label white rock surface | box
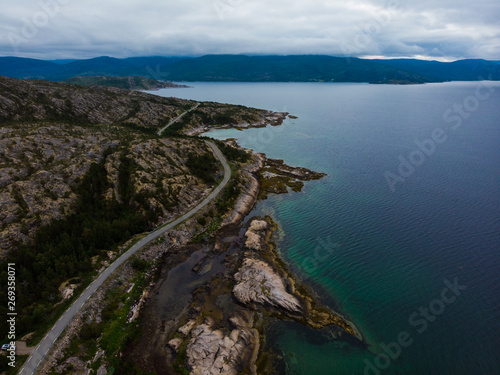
[249,220,268,232]
[244,219,269,251]
[233,258,303,314]
[168,337,184,352]
[186,317,258,375]
[178,319,197,336]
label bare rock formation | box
[222,152,265,226]
[233,258,304,315]
[233,217,362,338]
[186,313,259,375]
[244,219,269,251]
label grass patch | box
[173,338,190,375]
[193,216,222,243]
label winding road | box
[157,102,200,136]
[19,139,231,375]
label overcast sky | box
[1,0,499,61]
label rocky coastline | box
[161,214,362,375]
[128,141,363,375]
[1,75,363,375]
[29,134,362,375]
[185,111,290,136]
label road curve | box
[157,103,200,136]
[19,140,230,375]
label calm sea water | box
[150,82,500,375]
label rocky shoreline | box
[185,111,290,136]
[129,142,363,375]
[31,136,362,375]
[162,214,362,375]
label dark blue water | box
[150,82,500,374]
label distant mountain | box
[154,55,433,83]
[0,55,499,83]
[372,58,500,81]
[0,56,184,80]
[0,57,60,79]
[64,75,189,90]
[48,59,77,65]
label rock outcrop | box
[232,217,362,338]
[244,219,269,251]
[234,258,303,315]
[185,111,289,137]
[257,157,327,200]
[266,158,327,180]
[186,313,259,375]
[222,152,265,226]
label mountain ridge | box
[1,55,499,83]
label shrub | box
[131,258,149,272]
[185,152,217,184]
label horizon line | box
[0,53,496,63]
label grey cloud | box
[0,0,498,60]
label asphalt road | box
[157,103,200,136]
[19,140,231,375]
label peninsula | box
[0,76,362,375]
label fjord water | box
[151,82,500,374]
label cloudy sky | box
[1,0,499,61]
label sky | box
[0,0,499,61]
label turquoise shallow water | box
[150,82,500,374]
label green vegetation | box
[118,154,135,203]
[185,152,218,184]
[46,260,155,375]
[131,258,149,272]
[160,116,187,136]
[119,121,159,135]
[211,139,251,163]
[0,148,149,342]
[193,216,223,243]
[0,354,28,375]
[100,287,154,375]
[216,177,241,214]
[173,338,190,375]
